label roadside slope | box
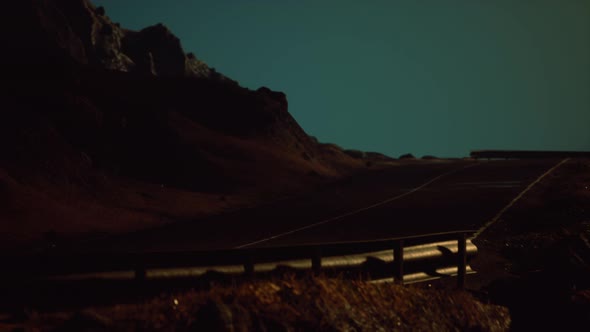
[471,158,590,331]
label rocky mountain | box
[5,0,221,78]
[0,0,392,250]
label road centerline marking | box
[235,162,480,249]
[473,158,570,239]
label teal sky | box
[92,0,589,158]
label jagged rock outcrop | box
[122,23,187,76]
[186,52,213,78]
[2,0,221,79]
[122,23,212,78]
[54,0,134,71]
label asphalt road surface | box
[83,159,563,253]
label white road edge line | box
[235,163,480,249]
[473,158,570,239]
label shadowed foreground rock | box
[27,277,510,331]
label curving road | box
[86,158,564,252]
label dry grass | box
[22,276,510,331]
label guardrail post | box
[394,240,404,284]
[244,257,254,277]
[312,249,322,275]
[135,266,146,282]
[457,233,467,289]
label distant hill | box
[0,0,394,250]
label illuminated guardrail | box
[2,230,477,288]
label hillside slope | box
[0,0,392,250]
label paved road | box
[247,159,563,248]
[85,159,562,252]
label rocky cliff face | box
[3,0,223,79]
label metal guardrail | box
[2,230,477,288]
[470,150,590,159]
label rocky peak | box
[4,0,223,79]
[122,23,188,77]
[84,3,135,72]
[257,87,287,105]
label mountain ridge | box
[0,0,394,251]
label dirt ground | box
[471,158,590,331]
